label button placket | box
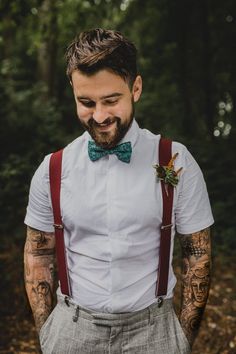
[106,155,118,308]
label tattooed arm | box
[178,227,211,347]
[24,226,56,333]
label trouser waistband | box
[57,294,173,327]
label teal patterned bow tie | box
[88,141,132,163]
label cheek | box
[76,104,91,121]
[114,101,132,118]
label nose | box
[92,104,107,123]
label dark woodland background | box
[0,0,235,353]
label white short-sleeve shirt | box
[24,119,214,313]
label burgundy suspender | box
[49,149,71,296]
[156,138,174,297]
[49,137,174,299]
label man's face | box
[191,276,209,304]
[71,69,142,149]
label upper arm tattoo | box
[179,228,211,259]
[179,228,211,291]
[24,226,56,277]
[25,226,55,254]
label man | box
[24,28,214,353]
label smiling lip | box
[96,121,116,132]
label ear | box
[132,75,142,102]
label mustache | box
[88,117,120,127]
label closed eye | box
[78,99,95,108]
[103,99,119,105]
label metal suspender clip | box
[157,297,163,308]
[64,296,70,307]
[160,223,172,230]
[53,223,64,230]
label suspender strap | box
[49,149,71,296]
[156,138,174,297]
[49,140,173,298]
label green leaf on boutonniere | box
[153,153,183,187]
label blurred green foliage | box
[0,0,235,253]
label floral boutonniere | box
[153,153,183,188]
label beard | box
[80,103,135,149]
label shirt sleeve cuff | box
[24,215,55,233]
[176,217,214,235]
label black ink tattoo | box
[178,228,211,347]
[32,231,49,248]
[181,240,207,259]
[24,226,56,333]
[31,248,55,257]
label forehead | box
[71,69,131,98]
[192,278,208,283]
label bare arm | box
[178,227,211,347]
[24,226,56,332]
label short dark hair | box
[65,28,138,86]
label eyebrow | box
[77,93,123,100]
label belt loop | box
[148,305,154,326]
[73,306,80,323]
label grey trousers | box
[39,295,191,354]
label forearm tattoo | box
[178,227,211,347]
[24,226,56,332]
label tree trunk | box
[37,0,58,98]
[201,0,214,139]
[177,0,194,137]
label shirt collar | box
[119,118,139,149]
